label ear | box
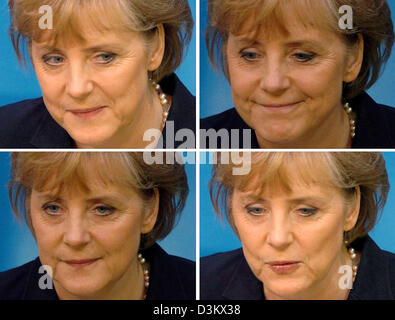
[344,186,361,232]
[141,188,160,234]
[147,24,166,72]
[343,34,364,83]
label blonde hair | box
[9,152,189,248]
[210,152,389,243]
[206,0,394,100]
[9,0,193,82]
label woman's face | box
[225,19,363,148]
[231,178,360,299]
[31,25,164,148]
[29,180,158,299]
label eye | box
[43,55,65,66]
[293,52,315,62]
[42,203,62,215]
[94,205,115,216]
[94,53,116,64]
[246,206,265,216]
[240,50,260,61]
[297,207,317,217]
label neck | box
[257,104,351,149]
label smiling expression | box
[225,13,363,148]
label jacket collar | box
[30,103,74,148]
[222,249,264,300]
[24,257,59,300]
[143,243,192,300]
[351,92,395,148]
[348,236,394,299]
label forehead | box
[232,153,338,197]
[31,0,139,47]
[30,155,136,197]
[226,0,336,40]
[33,28,142,52]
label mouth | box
[266,261,301,274]
[68,106,106,119]
[254,101,303,112]
[64,258,100,268]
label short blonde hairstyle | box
[206,0,394,100]
[210,152,389,244]
[9,0,193,82]
[9,152,189,249]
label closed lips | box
[258,102,302,108]
[65,259,99,264]
[69,107,105,113]
[267,261,300,266]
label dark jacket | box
[0,73,195,149]
[0,243,195,300]
[200,236,395,300]
[200,92,395,149]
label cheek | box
[35,70,63,102]
[293,62,344,103]
[232,212,263,256]
[97,215,143,261]
[228,62,260,100]
[299,215,345,273]
[30,213,61,262]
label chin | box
[265,280,310,300]
[59,279,107,299]
[253,122,299,143]
[256,130,298,146]
[70,129,115,148]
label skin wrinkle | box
[225,13,363,148]
[29,177,159,300]
[30,25,165,148]
[231,177,360,300]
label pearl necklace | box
[150,79,171,131]
[345,241,358,282]
[344,102,356,139]
[138,253,149,300]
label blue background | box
[200,152,395,257]
[200,0,395,118]
[0,0,196,106]
[0,152,196,271]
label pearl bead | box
[149,78,171,130]
[344,102,356,140]
[137,252,149,300]
[345,242,359,284]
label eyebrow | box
[234,36,324,50]
[35,43,125,54]
[241,195,326,204]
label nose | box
[267,212,293,250]
[63,215,90,248]
[259,55,290,95]
[66,62,94,99]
